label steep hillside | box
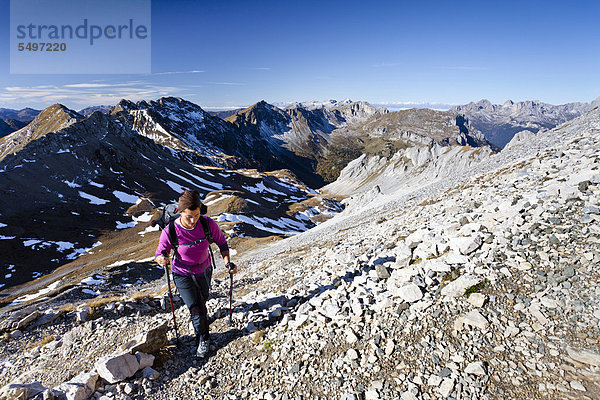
[0,104,341,291]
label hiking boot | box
[196,338,209,358]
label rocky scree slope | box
[0,109,598,399]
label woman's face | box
[180,208,201,229]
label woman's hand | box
[226,262,238,274]
[156,254,170,268]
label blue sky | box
[0,0,598,110]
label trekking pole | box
[161,251,180,343]
[227,263,235,326]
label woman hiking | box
[155,189,237,358]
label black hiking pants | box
[173,273,210,341]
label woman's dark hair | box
[178,189,202,212]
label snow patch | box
[243,181,287,196]
[165,167,219,192]
[204,194,233,206]
[8,280,62,306]
[138,225,160,236]
[116,221,136,229]
[81,275,106,285]
[81,288,100,296]
[113,190,139,203]
[216,213,307,235]
[89,180,104,188]
[163,179,187,194]
[79,191,109,205]
[64,180,81,188]
[134,212,153,223]
[106,259,135,268]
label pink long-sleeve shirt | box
[155,216,229,276]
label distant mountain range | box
[451,97,600,147]
[2,97,599,146]
[78,105,112,117]
[0,107,40,139]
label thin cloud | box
[0,82,190,107]
[151,70,205,75]
[64,83,113,88]
[206,82,245,86]
[248,67,271,71]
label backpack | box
[151,203,215,290]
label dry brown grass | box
[85,294,124,309]
[58,304,76,313]
[26,335,55,350]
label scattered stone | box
[448,235,482,255]
[566,347,600,366]
[121,323,168,355]
[95,352,140,384]
[142,367,160,381]
[76,306,91,323]
[441,274,482,298]
[345,328,359,344]
[391,283,423,303]
[9,330,23,339]
[347,349,359,360]
[375,264,390,279]
[467,293,487,307]
[438,378,455,397]
[400,390,418,400]
[0,382,46,399]
[16,311,41,330]
[464,361,486,376]
[55,372,98,400]
[455,310,489,331]
[135,352,155,369]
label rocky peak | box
[226,101,289,127]
[0,104,83,161]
